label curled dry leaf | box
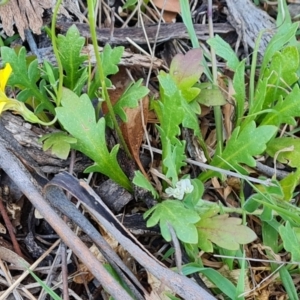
[153,0,180,13]
[153,0,180,23]
[120,96,149,179]
[107,67,149,178]
[73,243,109,284]
[147,271,175,299]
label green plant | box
[134,0,300,297]
[0,0,149,191]
[134,47,257,251]
[1,0,300,298]
[26,267,62,300]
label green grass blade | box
[279,266,298,300]
[182,264,236,299]
[27,268,62,300]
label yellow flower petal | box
[0,63,12,92]
[0,102,6,114]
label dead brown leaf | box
[153,0,180,23]
[106,67,149,178]
[161,10,177,23]
[121,96,149,178]
[153,0,180,13]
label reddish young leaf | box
[169,49,204,92]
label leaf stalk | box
[86,0,132,159]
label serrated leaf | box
[263,46,299,107]
[196,214,257,251]
[163,139,186,185]
[207,35,240,71]
[181,99,201,137]
[232,60,246,127]
[261,23,298,74]
[280,171,300,201]
[279,221,300,262]
[267,137,300,168]
[169,49,203,102]
[55,88,131,191]
[106,79,149,127]
[157,72,184,142]
[144,200,200,243]
[261,84,300,126]
[133,171,159,199]
[57,25,87,92]
[88,45,124,98]
[1,46,54,113]
[199,121,278,181]
[39,132,77,160]
[102,45,124,84]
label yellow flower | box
[0,62,12,93]
[0,63,56,125]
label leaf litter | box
[0,0,299,299]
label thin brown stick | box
[61,242,70,300]
[0,196,24,259]
[0,137,133,300]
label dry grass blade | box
[0,239,60,299]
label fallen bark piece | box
[56,21,234,45]
[225,0,276,55]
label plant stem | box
[208,0,223,154]
[249,30,264,110]
[196,200,269,216]
[197,136,211,163]
[86,0,132,158]
[51,0,64,106]
[240,180,247,225]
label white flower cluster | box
[165,178,194,200]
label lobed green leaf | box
[199,121,277,181]
[1,46,55,113]
[56,88,131,191]
[196,214,257,251]
[105,79,149,127]
[57,25,88,93]
[279,221,300,262]
[39,132,77,160]
[267,137,300,168]
[144,200,200,244]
